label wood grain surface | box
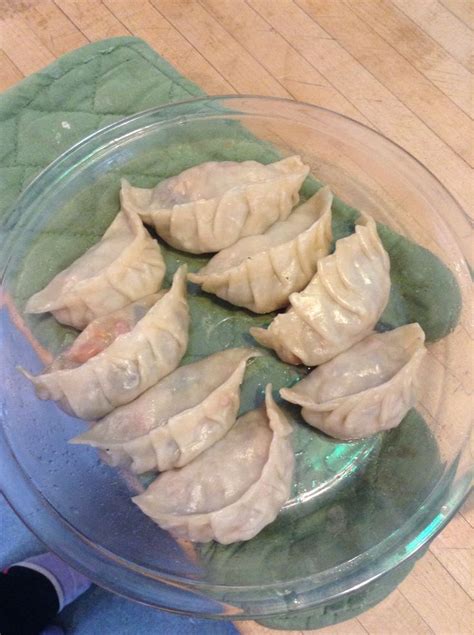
[0,1,472,633]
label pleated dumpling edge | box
[120,156,310,254]
[280,323,426,439]
[25,206,165,330]
[251,214,391,366]
[188,186,333,313]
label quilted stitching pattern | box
[0,36,204,226]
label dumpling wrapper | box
[251,215,391,365]
[280,323,426,439]
[72,347,261,474]
[188,187,333,313]
[47,292,165,369]
[133,385,294,544]
[25,207,165,330]
[120,156,309,254]
[20,266,189,420]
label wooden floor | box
[0,1,472,633]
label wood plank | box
[432,547,474,599]
[249,0,473,254]
[54,0,130,40]
[200,0,371,124]
[15,0,87,56]
[430,511,474,597]
[0,49,23,91]
[433,514,474,550]
[358,588,434,634]
[351,0,473,117]
[398,550,473,633]
[332,0,474,166]
[102,0,233,94]
[393,0,474,72]
[239,616,368,634]
[295,0,473,167]
[440,0,474,29]
[460,489,474,528]
[0,10,56,74]
[152,0,290,97]
[431,547,473,600]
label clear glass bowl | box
[0,96,471,620]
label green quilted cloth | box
[0,37,204,223]
[0,37,460,629]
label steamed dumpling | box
[120,156,309,254]
[251,215,391,365]
[72,348,260,473]
[20,267,189,420]
[188,187,333,313]
[280,324,426,439]
[133,385,294,544]
[25,208,165,330]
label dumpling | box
[251,215,391,365]
[280,324,426,439]
[72,348,260,473]
[133,385,294,544]
[20,267,189,420]
[188,187,333,313]
[120,156,309,254]
[48,292,165,369]
[25,208,165,330]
